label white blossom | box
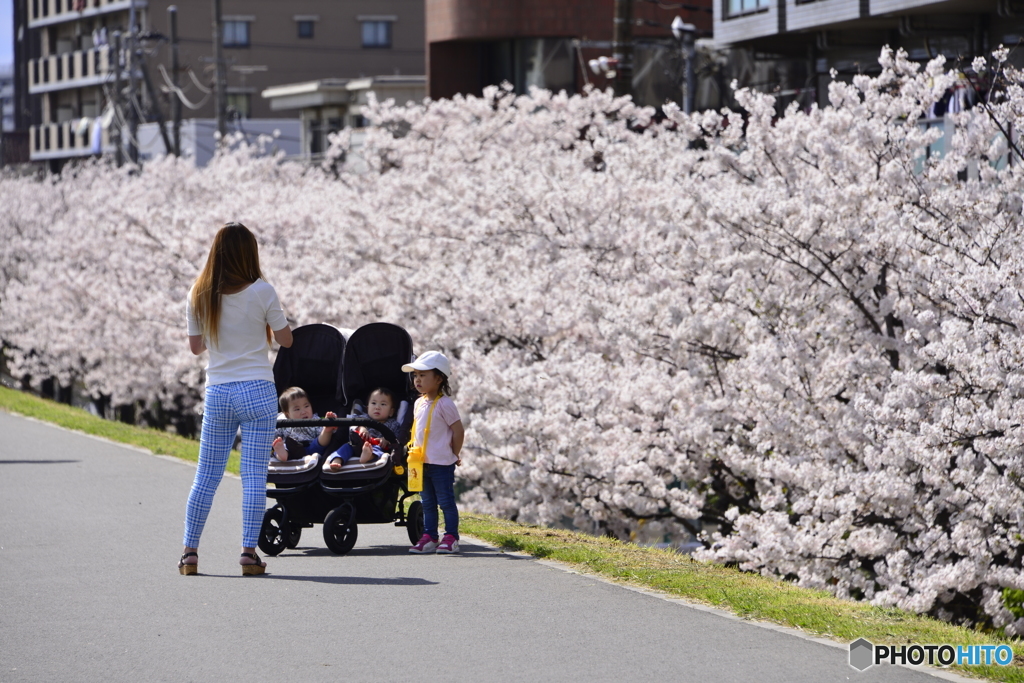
[4,48,1024,628]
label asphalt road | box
[0,410,976,683]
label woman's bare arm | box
[273,325,293,348]
[188,335,206,355]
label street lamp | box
[671,16,697,114]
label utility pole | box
[140,60,173,154]
[113,31,123,166]
[213,0,227,141]
[612,0,633,98]
[168,5,181,156]
[671,16,697,114]
[127,0,139,163]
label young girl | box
[402,351,465,554]
[180,222,293,577]
[326,387,402,471]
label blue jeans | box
[421,463,458,540]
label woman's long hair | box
[189,222,266,348]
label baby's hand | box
[378,437,390,450]
[272,437,287,461]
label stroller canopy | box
[273,323,346,416]
[342,322,414,410]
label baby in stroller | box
[326,387,402,470]
[272,386,338,461]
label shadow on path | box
[0,459,81,464]
[283,543,529,560]
[186,573,439,585]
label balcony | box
[28,0,144,29]
[30,120,112,160]
[29,46,114,94]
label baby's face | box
[366,392,394,421]
[286,397,314,420]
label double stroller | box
[258,322,425,556]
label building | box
[134,117,302,167]
[15,0,424,169]
[425,0,714,109]
[0,64,29,166]
[712,0,1024,112]
[262,75,426,158]
[1,65,13,133]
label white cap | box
[402,350,451,378]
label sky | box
[0,0,12,71]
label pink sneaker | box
[409,533,439,554]
[436,534,460,554]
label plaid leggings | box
[183,380,277,548]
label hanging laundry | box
[90,119,103,154]
[100,102,114,129]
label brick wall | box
[426,0,713,98]
[428,0,710,43]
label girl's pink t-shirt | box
[411,395,461,466]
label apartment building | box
[1,65,13,133]
[712,0,1023,110]
[15,0,424,168]
[426,0,713,108]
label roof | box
[262,76,427,110]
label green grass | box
[0,385,240,474]
[2,384,1021,681]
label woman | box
[178,222,293,576]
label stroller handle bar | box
[276,418,400,451]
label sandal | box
[240,552,266,576]
[178,551,198,576]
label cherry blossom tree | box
[3,46,1024,629]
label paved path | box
[0,410,974,682]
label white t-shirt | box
[410,395,461,466]
[186,279,289,386]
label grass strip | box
[2,385,1021,681]
[460,519,1024,682]
[0,385,240,474]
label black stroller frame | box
[258,322,425,556]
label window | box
[295,15,318,39]
[726,0,769,17]
[361,21,391,48]
[226,93,251,119]
[309,117,344,155]
[223,20,250,48]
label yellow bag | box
[406,397,439,493]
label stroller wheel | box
[323,506,359,555]
[258,507,288,556]
[286,525,302,549]
[406,500,425,546]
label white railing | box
[28,46,114,94]
[28,0,142,28]
[30,120,111,160]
